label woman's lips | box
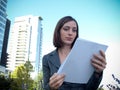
[66,37,73,41]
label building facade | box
[0,19,10,67]
[7,15,42,75]
[0,0,7,73]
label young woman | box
[42,16,107,90]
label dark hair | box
[53,16,79,48]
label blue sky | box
[7,0,120,87]
[7,0,120,40]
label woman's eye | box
[63,27,69,31]
[72,29,77,32]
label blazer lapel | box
[49,50,61,69]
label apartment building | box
[7,15,42,75]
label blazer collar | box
[49,49,61,68]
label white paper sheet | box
[57,38,108,83]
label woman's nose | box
[68,29,73,35]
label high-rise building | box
[7,15,42,75]
[1,19,10,67]
[0,0,8,73]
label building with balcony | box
[7,15,42,75]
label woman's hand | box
[49,73,65,90]
[91,50,107,74]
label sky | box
[7,0,120,88]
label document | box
[57,38,108,83]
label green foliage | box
[33,71,43,90]
[97,88,104,90]
[38,71,43,90]
[0,61,43,90]
[38,71,43,82]
[97,85,104,90]
[0,74,12,90]
[10,61,34,90]
[24,61,33,72]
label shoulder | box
[42,49,57,62]
[43,49,57,58]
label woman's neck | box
[59,46,71,55]
[58,45,71,64]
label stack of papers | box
[57,38,108,83]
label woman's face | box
[60,20,77,46]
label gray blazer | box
[42,49,102,90]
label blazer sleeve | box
[42,55,51,90]
[86,71,103,90]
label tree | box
[24,61,33,73]
[0,74,12,90]
[33,70,43,90]
[38,71,43,90]
[10,61,34,90]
